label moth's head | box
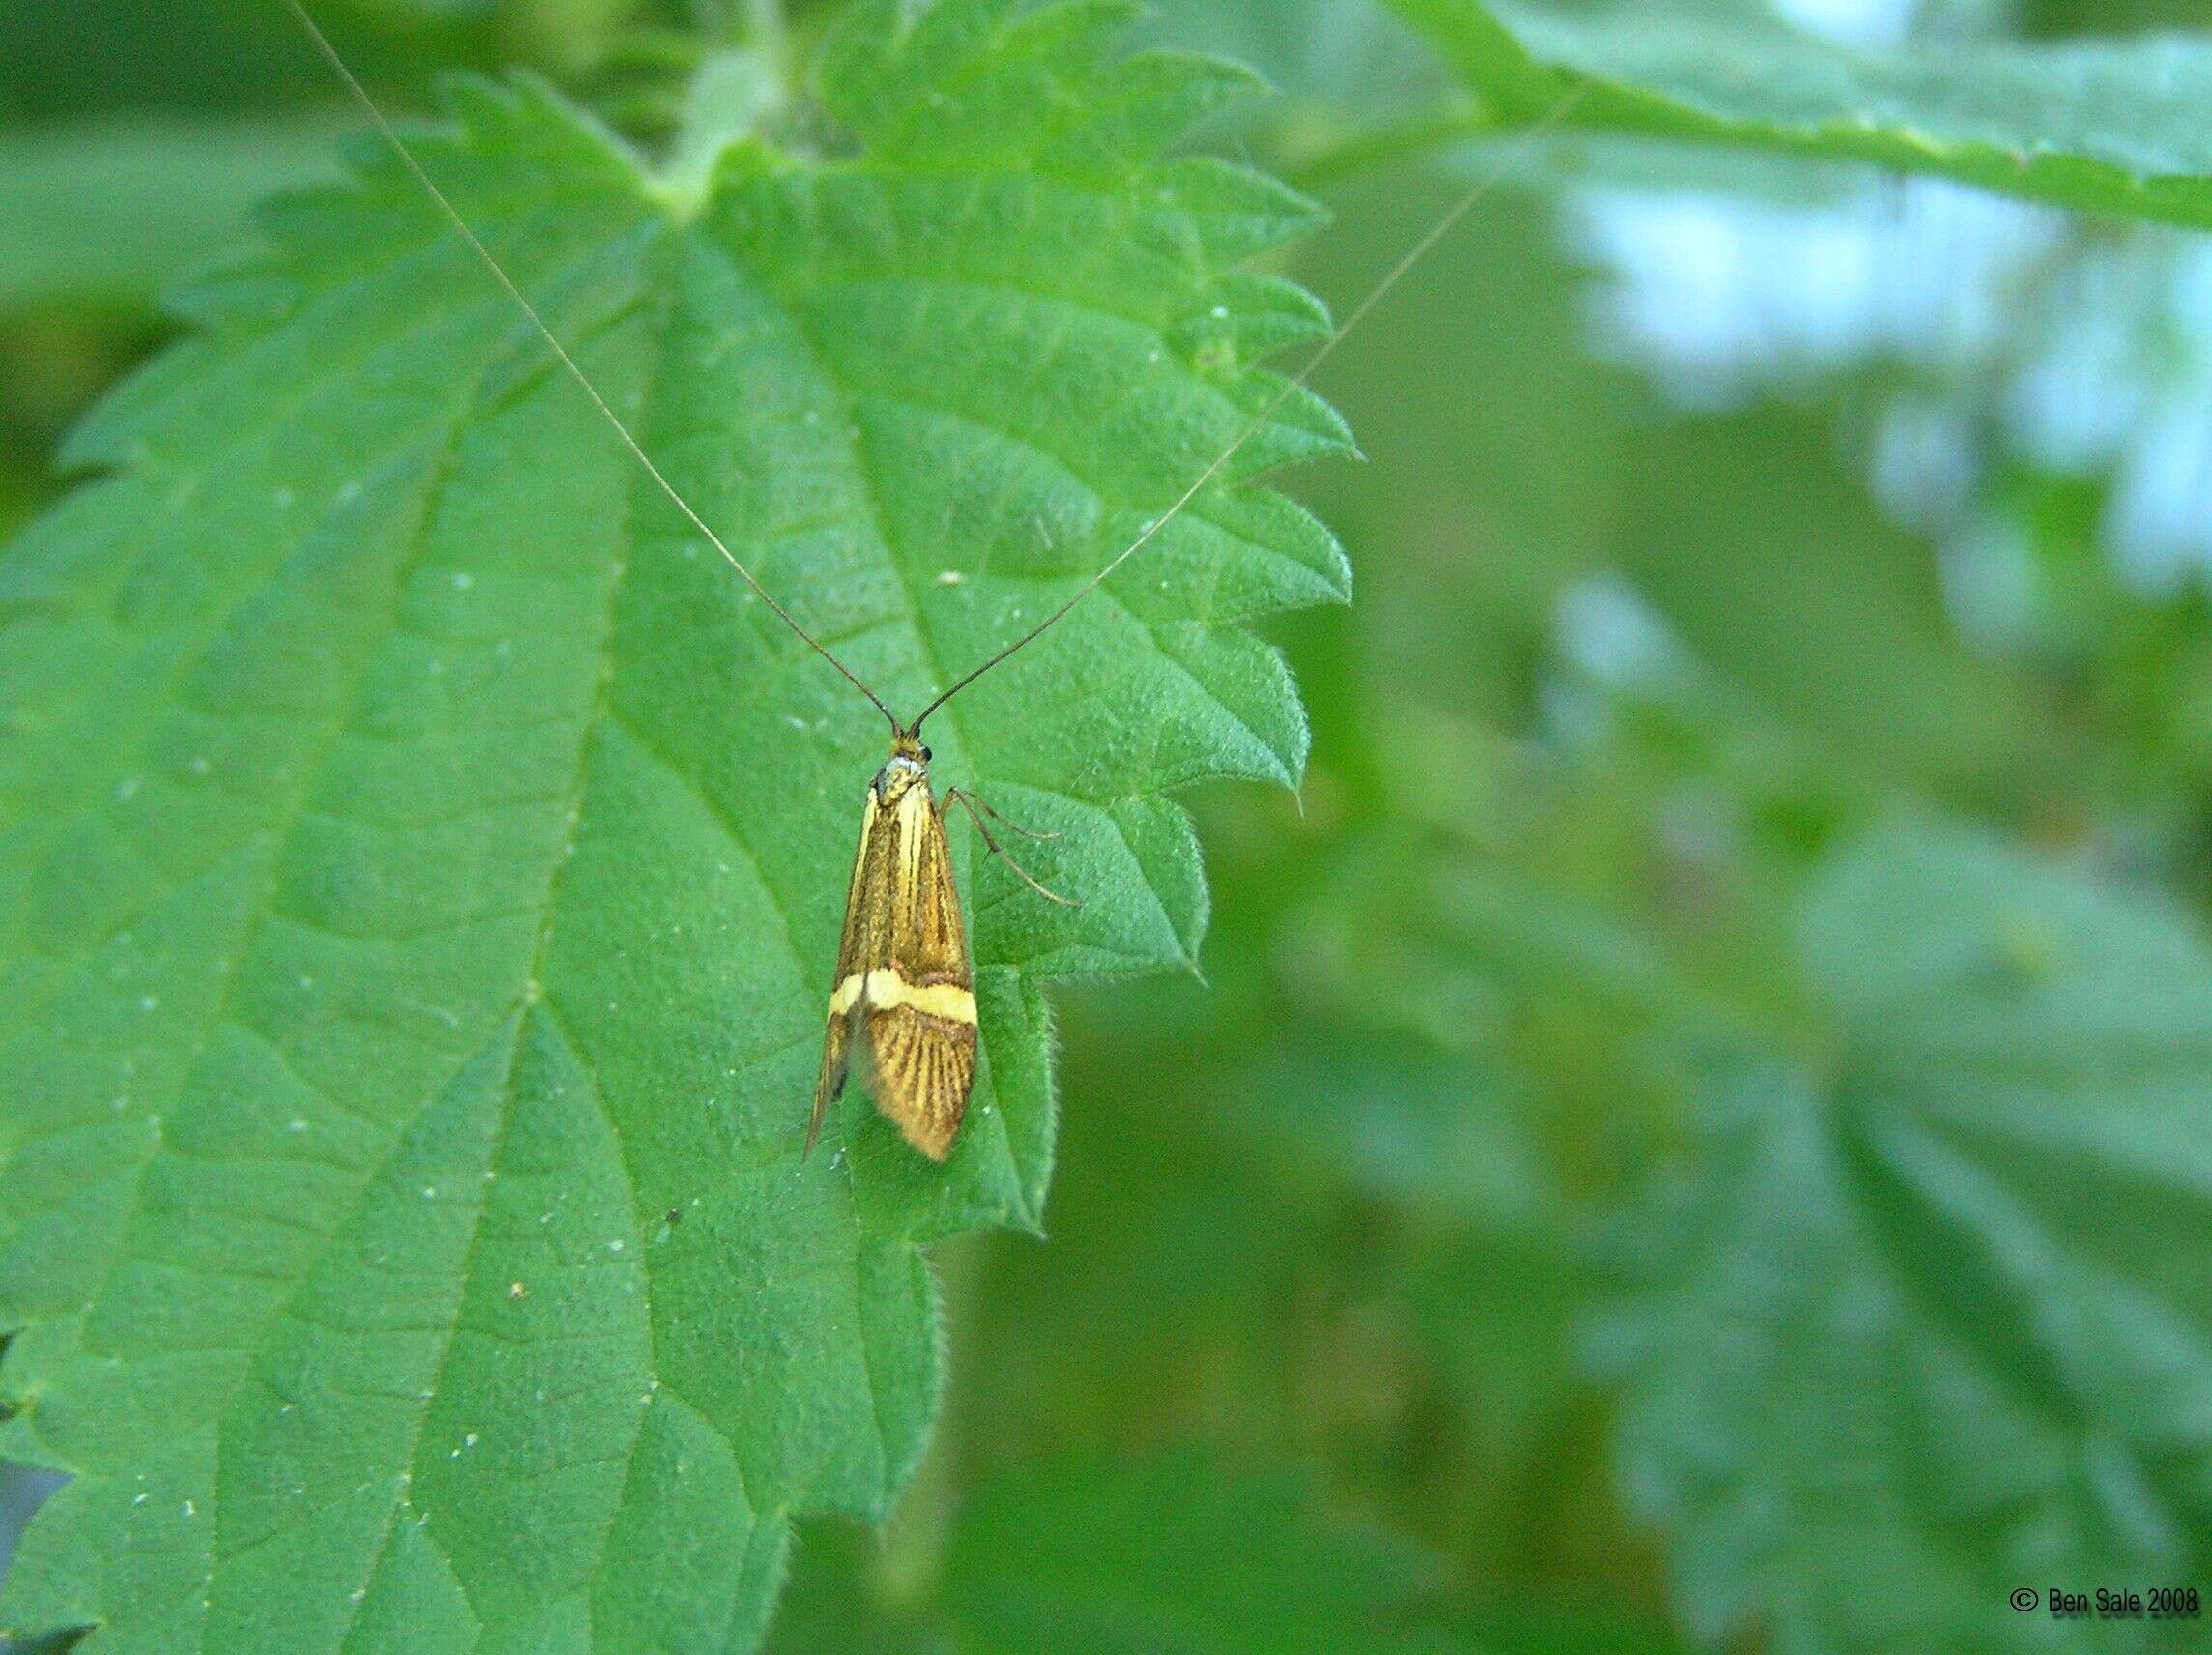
[876,726,933,802]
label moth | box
[283,0,1575,1160]
[809,731,1069,1160]
[812,733,976,1160]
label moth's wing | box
[894,779,972,982]
[809,788,894,1156]
[867,1008,975,1160]
[865,780,978,1160]
[808,997,858,1159]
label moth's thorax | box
[873,752,931,806]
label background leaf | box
[1593,822,2212,1653]
[0,5,1348,1648]
[0,118,340,313]
[1618,404,2045,797]
[1389,0,2212,229]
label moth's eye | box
[919,746,933,763]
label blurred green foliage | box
[8,2,2212,1653]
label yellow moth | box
[809,731,1071,1160]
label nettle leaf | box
[0,2,1349,1648]
[1388,0,2212,230]
[1593,823,2212,1654]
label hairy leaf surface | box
[0,3,1349,1648]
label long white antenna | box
[281,0,901,733]
[285,0,1583,740]
[907,83,1587,734]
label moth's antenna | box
[280,0,902,735]
[909,85,1588,736]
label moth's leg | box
[950,790,1060,840]
[944,789,1080,907]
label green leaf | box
[0,2,1349,1647]
[1387,0,2212,230]
[769,1456,1462,1655]
[0,118,341,312]
[1593,822,2212,1653]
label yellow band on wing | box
[827,968,977,1025]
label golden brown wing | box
[866,997,976,1160]
[863,775,978,1160]
[809,788,893,1156]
